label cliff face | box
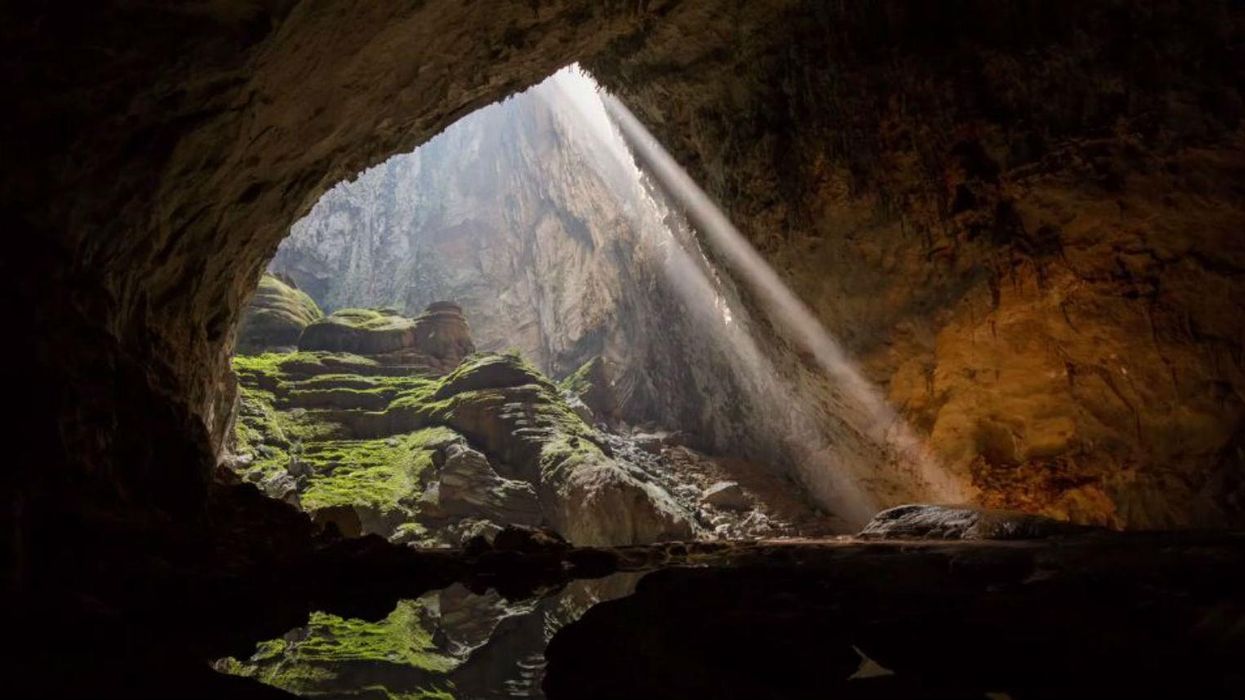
[270,69,644,378]
[590,1,1245,528]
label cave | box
[3,2,1244,698]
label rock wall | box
[588,0,1245,527]
[270,69,642,378]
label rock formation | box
[234,273,323,354]
[230,299,698,546]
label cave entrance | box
[224,63,967,556]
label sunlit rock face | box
[589,1,1245,528]
[270,70,652,379]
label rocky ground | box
[226,274,823,547]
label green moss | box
[234,274,324,355]
[558,356,598,397]
[299,427,458,514]
[232,385,291,480]
[228,348,601,543]
[256,273,322,322]
[326,307,416,331]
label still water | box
[216,572,642,699]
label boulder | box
[492,524,570,555]
[422,443,541,528]
[434,353,552,399]
[858,504,1100,540]
[559,356,621,425]
[702,481,751,511]
[299,308,417,355]
[234,273,324,354]
[412,301,475,368]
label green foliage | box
[228,347,601,539]
[234,274,325,355]
[255,273,323,324]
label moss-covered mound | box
[228,347,696,546]
[234,273,324,354]
[300,308,419,355]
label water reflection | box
[216,572,642,698]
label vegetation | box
[323,307,416,331]
[299,427,458,514]
[218,599,458,698]
[558,356,598,397]
[234,274,324,355]
[228,347,602,538]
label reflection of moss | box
[218,599,458,698]
[298,601,455,670]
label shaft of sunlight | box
[598,92,974,508]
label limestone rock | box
[412,302,475,367]
[299,308,417,356]
[434,353,552,399]
[559,357,621,425]
[858,504,1099,541]
[701,481,750,511]
[234,273,323,355]
[421,443,541,530]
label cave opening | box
[215,64,977,697]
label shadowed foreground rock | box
[544,533,1245,699]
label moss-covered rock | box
[235,273,324,355]
[228,340,696,545]
[300,308,419,355]
[558,356,620,424]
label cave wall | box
[588,0,1245,527]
